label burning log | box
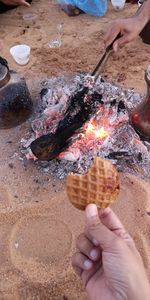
[30,83,103,161]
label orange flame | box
[86,123,109,139]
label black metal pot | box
[0,57,33,129]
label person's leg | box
[136,2,150,44]
[0,0,32,13]
[140,21,150,44]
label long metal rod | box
[91,49,113,80]
[91,33,121,78]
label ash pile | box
[21,74,150,179]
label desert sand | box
[0,0,150,299]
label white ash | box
[21,74,150,179]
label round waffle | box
[66,157,120,210]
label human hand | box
[0,0,30,7]
[72,204,150,300]
[104,17,146,51]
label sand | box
[0,0,150,299]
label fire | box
[86,122,109,139]
[95,127,109,138]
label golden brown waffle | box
[66,157,120,210]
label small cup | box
[111,0,125,10]
[10,44,31,65]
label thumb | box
[85,204,119,251]
[20,0,31,7]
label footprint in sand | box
[9,216,72,283]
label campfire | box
[21,74,150,179]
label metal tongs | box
[30,34,121,161]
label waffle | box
[66,157,120,210]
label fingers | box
[86,205,141,260]
[85,204,119,251]
[114,33,133,50]
[20,0,31,6]
[104,19,134,52]
[113,40,119,52]
[104,30,119,49]
[72,252,93,275]
[77,233,100,261]
[1,0,30,5]
[104,31,122,52]
[72,265,82,277]
[72,251,102,287]
[72,233,101,281]
[104,23,121,50]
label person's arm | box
[136,0,150,25]
[105,0,150,51]
[0,0,30,7]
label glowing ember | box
[86,122,109,139]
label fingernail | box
[84,260,93,270]
[86,204,98,218]
[90,249,98,260]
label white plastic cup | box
[10,44,31,65]
[111,0,126,10]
